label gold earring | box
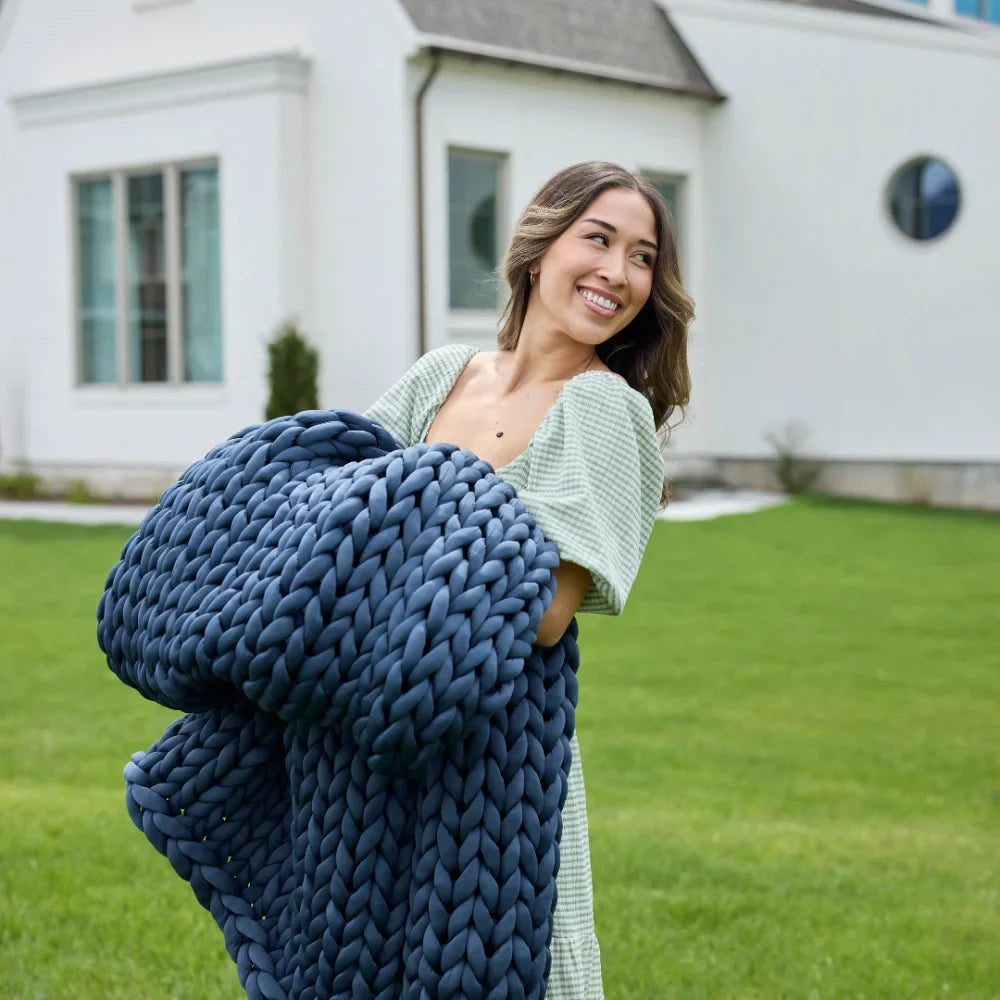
[529,271,537,286]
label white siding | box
[306,0,421,415]
[668,0,1000,462]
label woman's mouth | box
[577,287,620,317]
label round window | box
[888,157,960,241]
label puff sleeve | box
[363,343,477,446]
[516,373,664,616]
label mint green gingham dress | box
[365,343,663,1000]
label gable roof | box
[397,0,724,100]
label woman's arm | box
[535,560,591,647]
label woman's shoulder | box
[364,343,478,442]
[554,370,664,492]
[560,369,657,437]
[522,368,664,617]
[382,343,479,407]
[408,342,478,386]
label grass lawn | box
[1,497,998,999]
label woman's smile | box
[577,286,622,317]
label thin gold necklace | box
[493,353,598,438]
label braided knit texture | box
[97,410,579,1000]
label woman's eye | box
[635,252,653,267]
[586,233,609,246]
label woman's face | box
[531,186,658,346]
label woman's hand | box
[535,560,591,646]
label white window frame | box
[71,157,221,387]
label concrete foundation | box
[669,456,1000,511]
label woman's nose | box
[597,252,627,285]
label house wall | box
[665,0,1000,475]
[0,0,421,494]
[3,67,310,492]
[306,0,421,417]
[0,0,315,93]
[0,0,318,490]
[420,59,712,457]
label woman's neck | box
[498,320,598,394]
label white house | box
[0,0,997,506]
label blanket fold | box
[98,410,579,1000]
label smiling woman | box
[497,162,693,445]
[365,161,695,1000]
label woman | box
[365,161,694,998]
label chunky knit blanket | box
[97,410,579,1000]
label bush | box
[765,421,823,494]
[0,472,41,500]
[65,479,101,504]
[265,321,320,420]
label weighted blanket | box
[97,409,579,1000]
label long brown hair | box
[498,162,694,443]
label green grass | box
[581,497,1000,999]
[0,521,242,1000]
[1,498,998,999]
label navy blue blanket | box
[97,410,579,1000]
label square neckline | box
[420,346,625,475]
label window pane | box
[889,157,959,241]
[954,0,979,15]
[77,180,118,383]
[181,166,222,382]
[127,172,167,382]
[921,161,960,240]
[448,151,501,310]
[890,163,922,237]
[650,178,679,225]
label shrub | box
[265,320,320,420]
[0,472,42,500]
[65,479,101,504]
[765,421,823,494]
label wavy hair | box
[498,162,694,472]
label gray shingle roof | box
[397,0,723,99]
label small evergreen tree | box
[265,320,320,420]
